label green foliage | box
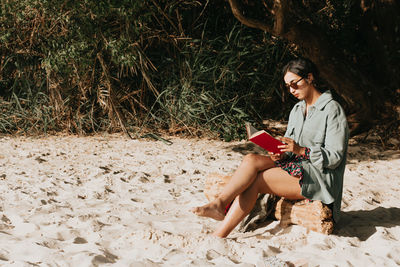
[0,0,293,138]
[152,23,290,140]
[0,93,55,134]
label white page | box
[245,122,259,139]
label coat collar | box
[294,90,333,111]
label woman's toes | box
[191,203,225,221]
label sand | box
[0,133,399,266]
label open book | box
[245,122,284,154]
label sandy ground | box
[0,133,399,266]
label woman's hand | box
[278,137,306,156]
[268,151,282,162]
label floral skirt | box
[275,148,310,186]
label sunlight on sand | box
[0,134,399,266]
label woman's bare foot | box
[191,199,226,221]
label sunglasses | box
[285,77,304,90]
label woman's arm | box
[278,103,348,170]
[309,106,349,170]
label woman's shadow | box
[334,207,400,241]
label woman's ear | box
[307,73,314,83]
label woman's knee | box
[241,154,270,171]
[242,153,258,164]
[241,154,258,172]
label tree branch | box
[228,0,272,33]
[273,0,290,35]
[228,0,292,36]
[228,0,385,134]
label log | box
[273,198,334,235]
[204,173,334,234]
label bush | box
[0,0,294,139]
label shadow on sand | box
[334,207,400,241]
[224,136,400,242]
[227,142,268,155]
[226,141,400,163]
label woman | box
[192,58,349,238]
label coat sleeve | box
[309,104,349,170]
[284,107,295,138]
[283,106,297,158]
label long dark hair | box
[282,58,326,93]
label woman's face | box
[284,71,312,100]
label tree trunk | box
[283,22,375,134]
[228,0,399,135]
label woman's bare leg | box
[213,167,305,237]
[191,154,275,221]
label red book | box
[245,122,284,154]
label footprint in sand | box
[162,248,182,262]
[163,174,172,183]
[91,250,118,265]
[35,239,61,250]
[0,249,9,262]
[206,249,221,260]
[168,188,181,198]
[1,215,14,230]
[387,247,400,265]
[5,213,38,236]
[73,237,88,244]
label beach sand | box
[0,133,399,266]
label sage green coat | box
[284,90,349,221]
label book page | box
[245,122,259,139]
[245,122,284,153]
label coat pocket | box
[303,129,325,146]
[313,131,325,144]
[286,126,295,138]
